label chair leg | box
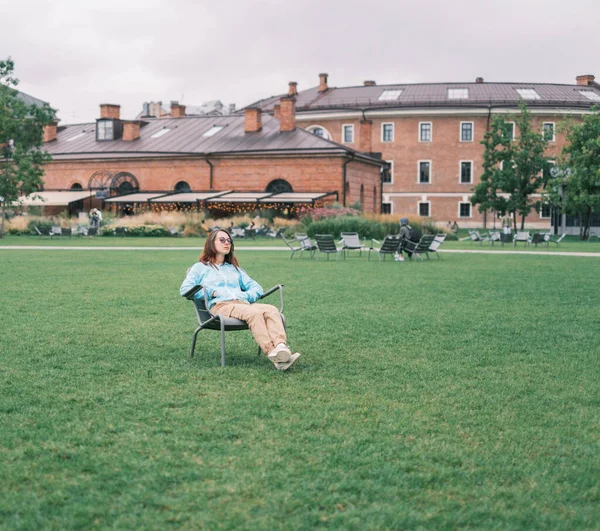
[220,320,226,367]
[190,327,202,358]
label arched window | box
[266,179,293,194]
[305,125,332,140]
[70,182,83,190]
[118,181,135,194]
[174,181,191,193]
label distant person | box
[89,208,102,228]
[180,229,301,371]
[501,213,512,235]
[396,217,421,261]
[123,204,134,216]
[450,221,459,233]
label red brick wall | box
[299,112,578,225]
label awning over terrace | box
[15,190,93,206]
[151,191,231,203]
[259,192,337,204]
[104,192,168,203]
[207,192,273,204]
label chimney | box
[244,107,262,132]
[359,119,372,153]
[123,120,141,141]
[364,80,376,86]
[288,81,298,96]
[279,97,296,132]
[475,77,484,84]
[170,101,186,117]
[228,103,236,114]
[576,74,595,86]
[100,104,120,119]
[42,121,58,143]
[318,73,329,92]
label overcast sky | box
[2,0,598,124]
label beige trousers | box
[211,301,286,355]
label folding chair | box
[427,234,446,258]
[34,226,51,238]
[295,234,317,259]
[282,235,304,259]
[182,283,285,367]
[368,235,401,261]
[314,234,342,260]
[403,235,436,261]
[339,232,364,258]
[513,231,530,246]
[50,226,62,238]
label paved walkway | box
[1,245,600,257]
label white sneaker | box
[275,352,301,371]
[267,343,291,363]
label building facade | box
[247,73,600,227]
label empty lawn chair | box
[403,234,436,261]
[34,226,51,238]
[528,233,546,247]
[61,227,72,238]
[283,235,307,259]
[488,231,502,245]
[50,226,62,238]
[182,283,285,367]
[548,233,566,246]
[87,227,98,237]
[315,234,342,260]
[368,235,401,261]
[427,234,446,258]
[231,227,245,239]
[339,232,364,258]
[513,231,530,246]
[169,227,184,237]
[245,228,257,240]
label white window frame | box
[539,202,552,219]
[460,121,474,142]
[458,202,472,218]
[342,124,354,144]
[418,201,431,217]
[419,121,432,142]
[381,122,394,143]
[381,202,393,214]
[306,125,332,140]
[542,122,556,142]
[504,121,516,140]
[459,160,474,184]
[417,160,432,184]
[383,160,394,185]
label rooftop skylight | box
[579,90,600,102]
[516,88,541,100]
[66,132,87,142]
[150,128,172,139]
[448,88,469,99]
[377,89,403,101]
[202,126,224,137]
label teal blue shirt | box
[180,262,263,309]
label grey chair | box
[513,231,530,246]
[315,234,342,260]
[368,235,401,261]
[427,234,446,258]
[339,232,364,258]
[50,226,62,238]
[182,283,285,367]
[548,233,566,246]
[282,235,304,259]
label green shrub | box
[27,219,52,234]
[303,216,441,240]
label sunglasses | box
[217,237,232,245]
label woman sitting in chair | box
[180,229,300,371]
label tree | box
[545,107,600,240]
[471,102,551,230]
[0,57,56,238]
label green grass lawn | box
[1,250,599,528]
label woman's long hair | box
[199,229,239,268]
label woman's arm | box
[238,268,263,303]
[179,263,207,299]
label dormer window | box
[97,120,114,141]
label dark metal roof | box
[43,114,384,165]
[245,82,600,112]
[15,90,50,109]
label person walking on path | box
[501,213,512,235]
[180,229,301,371]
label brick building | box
[36,99,385,216]
[246,73,600,227]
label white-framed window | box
[419,122,432,142]
[578,90,600,102]
[97,120,114,141]
[378,89,403,101]
[460,121,474,142]
[516,88,541,100]
[306,125,332,140]
[460,161,473,184]
[382,161,394,184]
[459,202,472,218]
[418,160,431,184]
[418,201,431,217]
[539,203,552,219]
[342,124,354,143]
[542,122,556,142]
[448,88,469,100]
[381,202,392,214]
[381,123,394,142]
[504,121,515,140]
